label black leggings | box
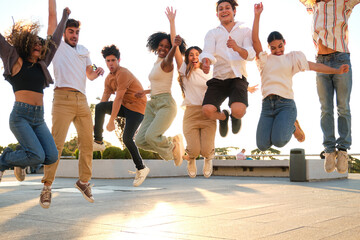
[94,102,145,170]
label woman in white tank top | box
[135,21,187,167]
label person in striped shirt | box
[300,0,359,174]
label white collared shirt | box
[300,0,360,53]
[52,40,92,94]
[199,21,255,80]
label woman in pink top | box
[252,2,349,151]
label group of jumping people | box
[0,0,358,209]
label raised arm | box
[308,62,349,74]
[252,3,263,59]
[48,0,58,35]
[166,7,183,70]
[161,34,182,73]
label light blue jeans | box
[256,96,297,151]
[316,52,352,153]
[0,102,58,171]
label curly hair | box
[216,0,238,12]
[177,46,202,98]
[101,44,120,59]
[146,32,186,55]
[5,20,52,61]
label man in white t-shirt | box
[39,0,104,209]
[236,149,246,160]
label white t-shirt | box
[256,51,309,100]
[52,40,92,94]
[236,152,246,160]
[179,62,211,107]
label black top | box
[8,61,45,94]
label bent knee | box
[202,105,217,118]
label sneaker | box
[0,170,4,182]
[14,167,26,182]
[203,159,213,178]
[187,159,197,178]
[324,151,337,173]
[293,120,305,142]
[39,186,52,209]
[75,180,94,203]
[93,141,105,152]
[219,110,229,137]
[172,134,185,166]
[133,166,150,187]
[231,115,242,134]
[336,150,349,174]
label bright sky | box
[0,0,359,156]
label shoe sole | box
[14,167,26,182]
[39,199,50,209]
[74,183,94,203]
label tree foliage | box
[251,147,281,160]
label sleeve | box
[348,0,360,9]
[179,62,186,77]
[199,30,217,65]
[255,51,268,72]
[116,70,132,91]
[242,28,256,61]
[290,51,310,74]
[0,33,19,78]
[44,8,69,66]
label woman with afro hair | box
[135,13,186,166]
[0,7,71,183]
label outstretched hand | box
[338,64,350,74]
[202,58,211,74]
[254,2,263,16]
[165,6,176,22]
[65,7,71,15]
[248,84,259,94]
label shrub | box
[74,149,102,159]
[139,148,162,159]
[102,146,123,159]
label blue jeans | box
[316,52,352,153]
[0,102,58,171]
[256,96,297,151]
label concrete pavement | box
[1,171,360,240]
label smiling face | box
[216,2,236,25]
[64,26,79,47]
[105,55,120,73]
[269,39,286,56]
[157,38,171,58]
[187,49,201,69]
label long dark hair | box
[267,31,285,44]
[177,46,202,98]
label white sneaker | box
[324,151,337,173]
[14,167,26,181]
[0,170,4,182]
[336,150,349,174]
[93,141,106,151]
[203,159,213,178]
[187,159,197,178]
[133,166,150,187]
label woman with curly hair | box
[0,7,71,182]
[135,14,186,167]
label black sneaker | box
[231,115,242,134]
[219,110,229,137]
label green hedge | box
[73,146,162,159]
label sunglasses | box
[35,37,45,46]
